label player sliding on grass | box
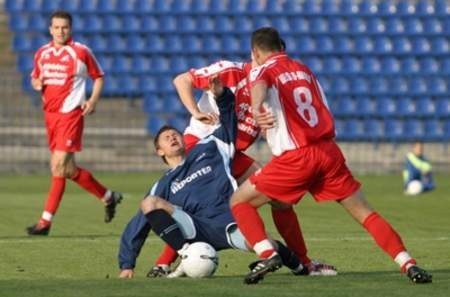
[118,78,305,279]
[229,27,432,284]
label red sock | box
[362,212,408,259]
[272,207,311,264]
[156,244,178,266]
[231,203,275,258]
[71,167,107,199]
[41,176,66,224]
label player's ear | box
[156,148,165,158]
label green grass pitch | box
[1,173,449,297]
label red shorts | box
[44,108,83,152]
[249,140,361,204]
[184,133,255,179]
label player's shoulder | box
[249,60,276,82]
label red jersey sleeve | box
[189,60,246,90]
[30,48,44,79]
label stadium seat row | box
[5,0,449,17]
[9,12,450,36]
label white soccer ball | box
[181,242,219,278]
[405,180,424,196]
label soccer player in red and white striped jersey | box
[27,11,122,235]
[166,59,336,276]
[230,27,432,284]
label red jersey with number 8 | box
[249,53,335,156]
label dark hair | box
[251,27,284,52]
[153,125,182,164]
[50,10,72,27]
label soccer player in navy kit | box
[118,78,303,279]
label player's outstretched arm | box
[173,72,218,125]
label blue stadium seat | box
[42,0,60,12]
[309,18,328,33]
[16,54,33,73]
[28,14,47,32]
[72,15,85,32]
[165,95,185,113]
[405,18,424,34]
[367,18,386,34]
[376,97,396,117]
[389,78,408,93]
[97,55,113,73]
[147,115,168,136]
[123,16,141,32]
[416,1,435,14]
[107,35,127,53]
[246,0,265,12]
[363,119,384,140]
[436,0,450,16]
[334,36,353,53]
[209,0,227,13]
[289,18,309,34]
[266,0,283,13]
[321,0,340,14]
[427,78,447,95]
[415,97,436,117]
[322,57,341,73]
[227,0,246,13]
[135,0,152,13]
[397,97,416,116]
[102,75,119,96]
[385,18,404,34]
[334,119,345,139]
[182,35,202,53]
[334,97,356,116]
[191,0,209,12]
[340,0,358,14]
[188,56,208,69]
[221,36,240,52]
[156,76,175,92]
[423,119,443,141]
[143,94,165,113]
[283,0,303,13]
[151,56,170,72]
[400,57,419,73]
[83,15,102,32]
[21,75,33,93]
[302,56,322,73]
[23,0,42,11]
[97,0,115,12]
[215,16,233,32]
[154,0,171,12]
[78,0,98,13]
[5,0,24,12]
[271,17,290,34]
[177,16,196,32]
[159,16,176,32]
[253,16,271,29]
[441,58,450,74]
[8,13,28,31]
[328,18,347,34]
[384,119,404,141]
[331,78,350,93]
[369,78,388,93]
[356,97,376,116]
[163,35,182,53]
[396,0,416,15]
[169,56,189,73]
[419,57,439,74]
[142,16,158,31]
[138,76,157,93]
[432,37,449,54]
[355,36,374,53]
[12,34,32,52]
[378,1,396,14]
[423,19,442,34]
[393,37,412,53]
[316,36,333,53]
[60,0,80,11]
[408,77,427,94]
[348,18,366,34]
[359,0,378,15]
[111,55,131,73]
[169,116,189,133]
[130,55,150,73]
[296,37,315,53]
[197,16,214,33]
[126,34,145,52]
[361,56,380,73]
[374,36,392,53]
[351,78,369,94]
[303,0,321,14]
[381,57,400,74]
[343,119,364,141]
[118,75,139,96]
[103,15,122,32]
[88,35,107,52]
[342,56,361,73]
[31,34,48,52]
[116,0,135,13]
[145,35,164,52]
[412,37,431,54]
[171,0,191,12]
[403,119,425,140]
[444,120,450,140]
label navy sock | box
[275,240,302,270]
[145,209,187,251]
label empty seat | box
[393,37,412,53]
[191,0,209,12]
[303,56,322,73]
[83,15,102,32]
[296,37,315,53]
[151,56,170,72]
[408,77,427,93]
[423,19,442,34]
[389,78,408,93]
[123,16,141,32]
[334,36,353,52]
[374,36,393,53]
[444,120,450,140]
[28,14,47,32]
[107,35,126,52]
[328,18,347,34]
[78,0,98,12]
[154,0,171,12]
[381,57,400,73]
[271,17,290,34]
[397,0,416,14]
[376,96,396,117]
[177,16,196,32]
[169,56,189,73]
[348,18,366,34]
[334,97,356,116]
[88,35,107,52]
[188,56,208,69]
[432,37,449,54]
[156,76,175,92]
[384,119,404,140]
[169,116,189,132]
[266,0,284,13]
[369,78,389,93]
[385,18,404,34]
[246,0,265,12]
[364,119,384,140]
[209,0,227,13]
[412,37,431,54]
[310,18,328,33]
[351,78,369,94]
[303,0,321,14]
[221,36,240,52]
[215,16,233,32]
[97,55,113,72]
[289,18,309,33]
[103,15,122,32]
[116,0,135,13]
[252,16,271,29]
[427,78,447,94]
[316,36,333,53]
[42,0,60,12]
[159,16,176,32]
[405,18,424,34]
[361,56,380,73]
[196,16,214,33]
[343,119,364,140]
[342,56,361,73]
[355,36,374,53]
[164,95,185,113]
[397,97,416,116]
[359,0,378,14]
[16,54,33,73]
[331,78,350,93]
[135,0,152,13]
[283,0,303,13]
[147,115,168,137]
[378,1,396,14]
[143,94,165,113]
[126,35,145,52]
[117,75,139,96]
[97,0,115,12]
[416,1,435,14]
[31,34,48,51]
[182,35,202,53]
[403,119,425,140]
[171,0,190,12]
[12,34,32,52]
[227,0,246,12]
[131,55,150,73]
[423,119,443,141]
[111,55,131,73]
[400,57,419,73]
[145,35,164,52]
[138,76,157,93]
[5,0,24,12]
[321,0,340,14]
[8,13,28,31]
[356,97,376,116]
[322,57,342,73]
[367,18,386,34]
[441,58,450,74]
[419,57,439,74]
[415,97,436,116]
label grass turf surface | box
[0,173,449,297]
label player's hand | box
[208,75,224,98]
[193,111,219,125]
[31,76,43,91]
[254,109,276,131]
[81,99,97,116]
[119,269,134,279]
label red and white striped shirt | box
[31,38,104,113]
[249,53,335,156]
[187,60,260,151]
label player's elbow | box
[173,72,192,90]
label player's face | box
[156,129,185,160]
[49,17,72,46]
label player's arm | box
[173,72,218,124]
[210,77,237,146]
[250,82,276,131]
[82,76,104,116]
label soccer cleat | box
[407,265,432,284]
[26,223,51,236]
[244,254,283,285]
[147,265,171,278]
[293,260,338,276]
[104,192,123,223]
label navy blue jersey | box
[403,152,435,192]
[119,88,237,269]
